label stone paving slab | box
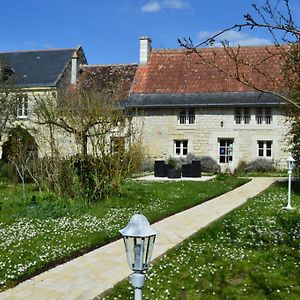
[0,177,277,300]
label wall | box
[133,106,289,169]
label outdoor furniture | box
[182,160,201,177]
[154,160,168,177]
[167,167,181,178]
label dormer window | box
[17,95,28,118]
[0,65,14,83]
[178,109,195,125]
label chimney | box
[71,50,78,84]
[139,36,152,65]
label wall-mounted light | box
[220,121,224,127]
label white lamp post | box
[285,156,295,210]
[120,213,157,300]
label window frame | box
[17,95,29,119]
[178,109,195,125]
[255,107,272,125]
[257,140,273,158]
[234,108,251,124]
[218,139,234,164]
[174,140,188,157]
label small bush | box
[243,158,276,173]
[141,158,154,172]
[199,156,221,174]
[0,161,18,182]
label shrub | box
[140,158,154,172]
[243,158,276,173]
[167,157,178,169]
[199,156,221,174]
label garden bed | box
[0,174,247,291]
[99,181,300,299]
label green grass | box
[100,181,300,300]
[0,174,247,291]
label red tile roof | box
[131,46,284,94]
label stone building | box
[0,47,87,157]
[127,37,289,170]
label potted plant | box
[167,157,181,178]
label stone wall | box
[133,106,289,169]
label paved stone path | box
[0,177,277,300]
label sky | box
[0,0,299,64]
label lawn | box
[100,181,300,300]
[0,174,247,291]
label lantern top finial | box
[120,213,157,238]
[287,156,295,163]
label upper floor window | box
[174,140,188,156]
[256,107,272,125]
[17,95,28,118]
[258,140,272,158]
[179,109,195,125]
[235,108,251,124]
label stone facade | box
[133,106,289,170]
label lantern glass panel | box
[123,236,145,271]
[143,235,156,269]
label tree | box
[178,0,300,161]
[32,84,143,201]
[0,62,21,143]
[178,0,299,106]
[2,126,38,196]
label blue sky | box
[0,0,299,64]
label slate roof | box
[0,48,78,87]
[131,46,284,94]
[127,92,285,108]
[79,64,138,101]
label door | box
[219,139,234,164]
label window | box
[17,95,28,118]
[258,140,272,158]
[243,108,251,124]
[235,108,251,124]
[256,108,263,124]
[178,109,195,125]
[234,108,242,124]
[265,108,272,124]
[174,140,188,156]
[256,107,272,125]
[219,139,233,163]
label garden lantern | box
[120,213,157,300]
[285,156,295,210]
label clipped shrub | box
[243,158,276,172]
[140,158,154,172]
[186,153,199,163]
[167,157,177,169]
[199,156,221,174]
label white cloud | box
[197,30,273,46]
[141,0,189,13]
[141,1,161,12]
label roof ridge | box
[152,44,280,53]
[0,48,77,54]
[80,63,138,68]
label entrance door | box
[219,139,234,164]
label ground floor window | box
[17,95,28,118]
[258,140,272,158]
[219,139,233,163]
[174,140,188,156]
